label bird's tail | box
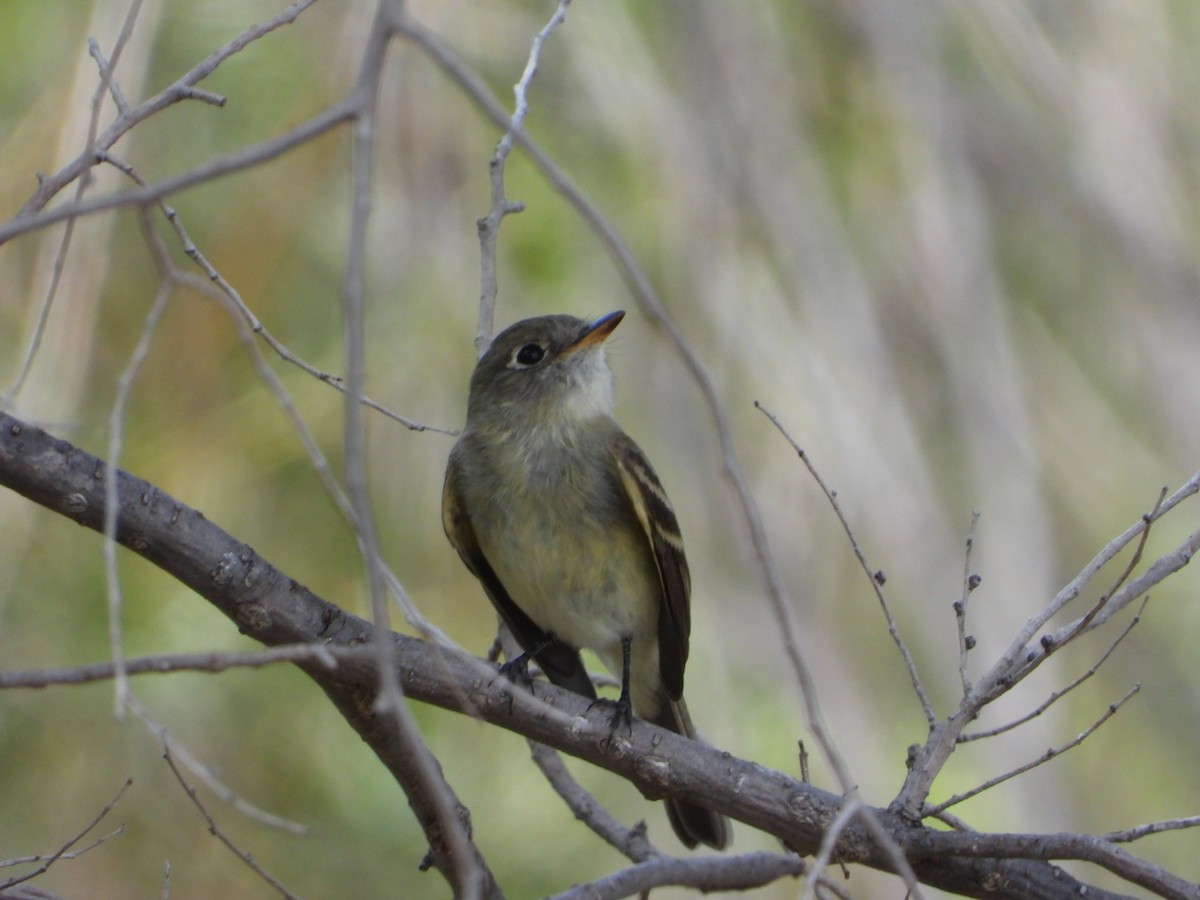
[651,697,731,850]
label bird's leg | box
[496,631,556,686]
[613,635,634,732]
[590,635,634,735]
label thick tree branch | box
[0,412,500,898]
[0,411,1162,900]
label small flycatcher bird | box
[442,311,730,850]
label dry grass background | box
[1,1,1198,897]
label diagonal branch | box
[0,415,1154,900]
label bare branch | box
[1,0,146,405]
[338,4,494,897]
[474,0,572,355]
[95,151,450,435]
[102,260,170,717]
[961,596,1148,743]
[162,747,301,900]
[527,740,660,862]
[1003,473,1199,684]
[87,38,131,115]
[12,0,322,223]
[0,644,363,689]
[0,410,1143,900]
[0,98,358,248]
[1043,523,1200,647]
[0,830,124,872]
[129,696,306,834]
[0,778,130,891]
[546,852,810,900]
[955,512,981,694]
[927,685,1139,816]
[894,473,1200,820]
[903,828,1200,900]
[755,401,935,726]
[102,154,454,648]
[1050,487,1165,650]
[1105,816,1200,844]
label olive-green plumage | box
[443,311,729,851]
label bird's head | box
[466,311,625,430]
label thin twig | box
[995,473,1199,692]
[894,472,1200,819]
[0,779,131,891]
[955,512,981,695]
[129,696,306,833]
[342,4,491,897]
[162,746,301,900]
[88,38,131,114]
[107,153,454,648]
[0,93,352,243]
[13,0,321,223]
[801,799,861,900]
[93,151,449,435]
[960,596,1148,742]
[474,0,572,355]
[0,644,362,689]
[1106,816,1200,843]
[926,685,1140,816]
[1049,487,1164,651]
[0,829,124,871]
[1,0,145,405]
[527,740,660,862]
[755,401,936,726]
[103,257,171,718]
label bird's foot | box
[589,694,634,737]
[495,651,535,688]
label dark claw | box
[589,695,634,736]
[492,649,538,715]
[496,653,534,687]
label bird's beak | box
[566,310,625,355]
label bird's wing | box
[442,450,596,698]
[613,432,691,700]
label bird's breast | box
[464,430,660,655]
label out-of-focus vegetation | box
[1,1,1198,897]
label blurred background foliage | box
[1,1,1198,897]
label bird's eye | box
[513,343,546,367]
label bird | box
[442,310,730,850]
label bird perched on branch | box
[442,310,730,850]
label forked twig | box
[926,685,1139,816]
[0,778,130,891]
[960,596,1148,742]
[894,472,1200,820]
[1047,487,1165,652]
[93,151,449,435]
[475,0,573,354]
[2,0,145,405]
